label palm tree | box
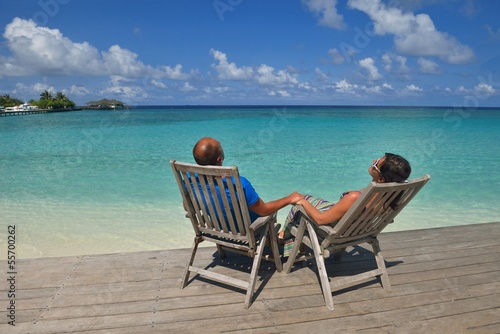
[55,92,70,103]
[0,94,22,107]
[40,90,53,101]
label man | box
[192,137,302,222]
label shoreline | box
[4,219,498,260]
[2,196,499,260]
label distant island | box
[85,99,127,110]
[1,93,130,116]
[1,90,76,111]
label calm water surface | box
[1,106,499,258]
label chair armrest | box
[249,212,277,232]
[296,205,336,235]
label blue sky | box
[0,0,499,106]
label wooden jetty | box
[0,110,49,117]
[0,109,81,117]
[1,222,499,333]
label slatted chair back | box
[325,175,430,246]
[171,160,256,250]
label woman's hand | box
[289,192,304,205]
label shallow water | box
[1,106,499,258]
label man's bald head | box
[193,137,224,166]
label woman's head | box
[370,153,411,183]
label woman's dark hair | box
[380,153,411,183]
[380,153,412,210]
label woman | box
[280,153,412,241]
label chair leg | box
[244,225,268,308]
[371,239,391,291]
[333,247,346,262]
[283,218,307,274]
[268,219,283,272]
[216,244,227,259]
[180,238,200,289]
[306,222,334,310]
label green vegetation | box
[30,90,76,109]
[0,94,23,108]
[0,91,76,110]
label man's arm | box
[248,192,303,217]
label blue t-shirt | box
[187,173,260,223]
[239,176,260,221]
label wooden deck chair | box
[283,175,430,310]
[170,160,283,308]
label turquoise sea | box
[1,106,499,259]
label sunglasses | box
[372,157,382,175]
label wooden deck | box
[2,222,499,333]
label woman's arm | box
[297,191,360,225]
[249,192,304,217]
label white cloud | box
[403,84,423,94]
[365,85,382,94]
[210,49,253,80]
[382,83,394,90]
[105,85,147,100]
[101,45,149,77]
[348,0,475,64]
[268,90,291,97]
[359,57,382,80]
[151,79,166,89]
[162,64,190,80]
[209,49,297,87]
[334,79,358,94]
[11,82,56,97]
[68,85,90,96]
[105,75,148,100]
[32,82,56,94]
[303,0,346,30]
[328,48,346,64]
[395,55,410,74]
[255,64,298,86]
[452,83,495,97]
[474,83,495,95]
[418,57,441,74]
[364,82,394,94]
[2,18,103,75]
[1,18,190,80]
[315,67,329,82]
[382,54,392,72]
[180,82,196,92]
[203,86,230,95]
[298,81,317,92]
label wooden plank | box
[0,222,498,333]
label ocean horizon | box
[1,105,499,259]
